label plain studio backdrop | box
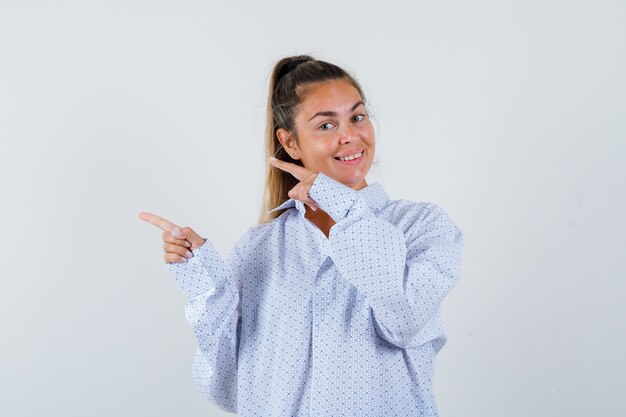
[1,1,624,416]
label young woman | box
[139,55,464,417]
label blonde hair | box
[256,55,368,225]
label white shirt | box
[168,172,464,416]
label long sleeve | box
[167,238,243,413]
[308,172,464,349]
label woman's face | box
[277,79,375,190]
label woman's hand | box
[268,156,320,211]
[138,211,206,263]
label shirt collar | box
[267,181,389,215]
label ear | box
[276,128,301,160]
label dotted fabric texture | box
[167,172,464,416]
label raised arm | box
[139,211,241,412]
[168,239,242,413]
[308,173,464,350]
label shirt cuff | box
[307,172,370,224]
[167,239,223,299]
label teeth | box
[337,150,363,161]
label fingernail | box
[185,250,193,259]
[171,228,181,238]
[269,156,277,162]
[180,256,187,262]
[185,241,191,248]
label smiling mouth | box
[334,149,365,162]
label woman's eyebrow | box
[308,101,364,121]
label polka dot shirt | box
[168,172,464,416]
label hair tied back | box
[276,59,309,84]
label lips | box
[334,148,365,164]
[334,148,365,161]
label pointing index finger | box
[269,156,310,181]
[138,211,179,232]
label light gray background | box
[1,1,624,416]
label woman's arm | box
[167,238,243,413]
[308,173,464,350]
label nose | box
[338,123,358,144]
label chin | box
[339,174,368,189]
[321,163,371,188]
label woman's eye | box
[319,122,335,131]
[353,114,366,122]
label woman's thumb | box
[171,226,205,249]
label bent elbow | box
[191,343,239,413]
[371,310,443,349]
